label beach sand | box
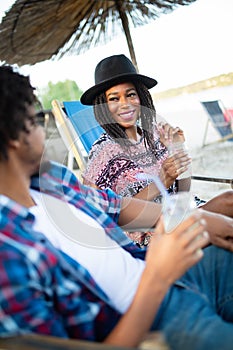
[190,141,233,201]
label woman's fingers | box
[158,122,185,143]
[172,152,191,172]
[162,152,191,180]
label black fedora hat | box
[80,54,157,105]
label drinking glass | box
[168,141,192,180]
[162,191,196,233]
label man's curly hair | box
[0,65,37,160]
[93,81,158,152]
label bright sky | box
[0,0,233,93]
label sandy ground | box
[190,141,233,201]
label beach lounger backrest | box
[63,101,104,154]
[52,99,104,172]
[200,99,233,146]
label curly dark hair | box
[0,65,37,160]
[93,81,158,152]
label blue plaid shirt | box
[0,161,146,340]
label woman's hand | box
[145,211,209,285]
[157,122,185,147]
[159,151,191,188]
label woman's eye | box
[128,92,136,98]
[108,97,118,102]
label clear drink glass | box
[168,141,192,180]
[162,191,196,233]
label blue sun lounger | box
[200,100,233,146]
[51,99,104,172]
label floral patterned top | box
[83,128,177,247]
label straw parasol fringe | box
[0,0,197,67]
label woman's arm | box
[118,196,162,230]
[133,182,160,201]
[119,193,233,253]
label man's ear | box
[8,139,20,150]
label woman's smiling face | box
[105,82,141,130]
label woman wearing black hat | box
[81,54,233,246]
[81,54,192,246]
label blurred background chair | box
[200,99,233,147]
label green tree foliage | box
[38,80,83,110]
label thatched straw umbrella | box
[0,0,197,70]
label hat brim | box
[80,72,157,105]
